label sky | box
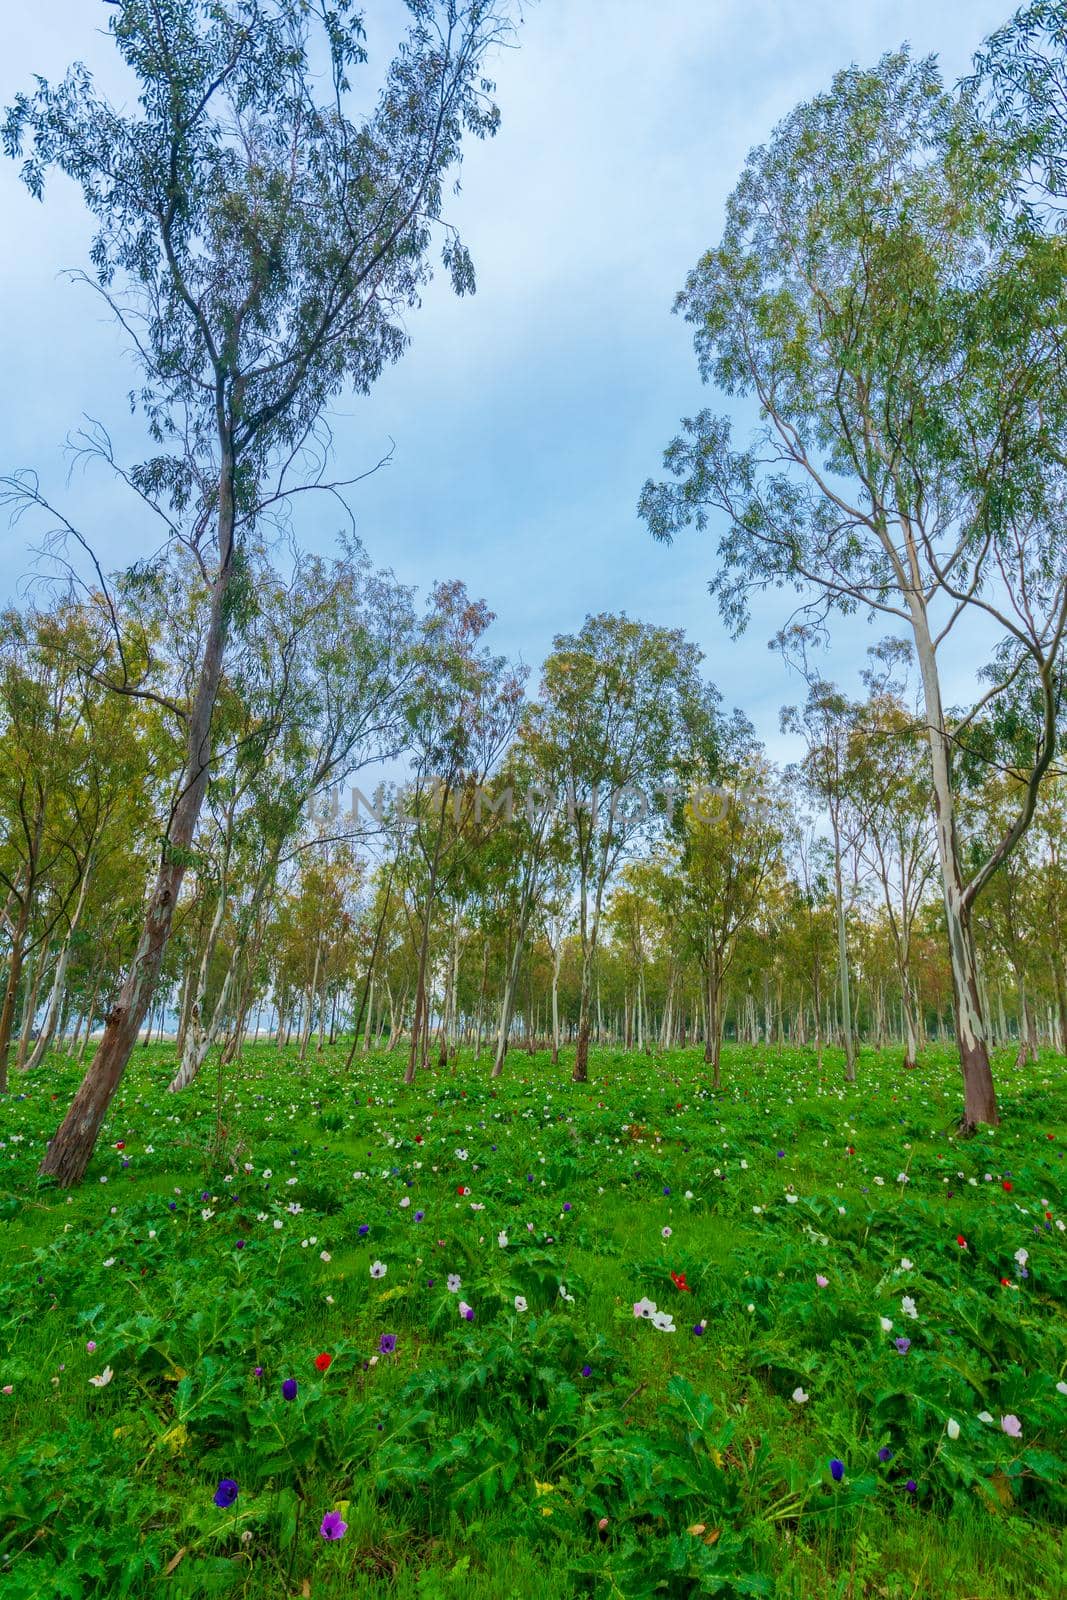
[0,0,1013,766]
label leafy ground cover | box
[0,1042,1064,1599]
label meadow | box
[0,1042,1064,1600]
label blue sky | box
[0,0,1011,761]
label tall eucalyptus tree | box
[4,0,510,1181]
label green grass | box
[0,1040,1064,1598]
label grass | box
[0,1039,1064,1598]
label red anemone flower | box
[314,1352,333,1372]
[670,1270,691,1293]
[956,1235,967,1248]
[1002,1181,1013,1192]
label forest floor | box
[0,1041,1064,1599]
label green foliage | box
[0,1040,1064,1597]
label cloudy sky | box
[0,0,1011,759]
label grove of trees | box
[1,0,1065,1185]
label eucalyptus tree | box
[483,744,562,1078]
[849,692,937,1069]
[673,730,784,1087]
[780,677,865,1081]
[0,605,131,1087]
[5,0,509,1181]
[21,606,158,1073]
[400,581,525,1086]
[168,541,417,1089]
[532,615,702,1082]
[641,49,1067,1127]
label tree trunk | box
[911,601,997,1128]
[23,858,90,1073]
[0,888,33,1093]
[1051,956,1067,1055]
[831,816,856,1083]
[405,794,448,1087]
[40,441,237,1186]
[703,959,723,1090]
[573,946,593,1083]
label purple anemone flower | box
[379,1333,397,1355]
[829,1458,845,1482]
[213,1478,238,1508]
[894,1337,911,1354]
[320,1510,348,1540]
[282,1378,298,1401]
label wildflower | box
[379,1334,397,1355]
[815,1274,828,1289]
[877,1447,893,1463]
[692,1321,706,1336]
[370,1261,387,1279]
[670,1270,691,1292]
[447,1274,462,1293]
[357,1224,370,1237]
[977,1410,994,1424]
[792,1387,808,1404]
[581,1364,592,1378]
[946,1418,960,1440]
[86,1341,97,1353]
[319,1250,331,1262]
[514,1295,528,1312]
[894,1337,911,1355]
[905,1479,917,1494]
[88,1367,113,1388]
[956,1235,966,1248]
[829,1458,845,1482]
[320,1510,348,1541]
[213,1479,239,1509]
[661,1226,672,1239]
[458,1301,475,1322]
[1001,1414,1022,1438]
[282,1378,298,1401]
[1014,1248,1029,1267]
[651,1310,676,1332]
[901,1296,917,1319]
[1057,1381,1067,1396]
[314,1353,333,1373]
[497,1231,508,1248]
[879,1317,893,1332]
[634,1297,657,1319]
[1002,1180,1013,1192]
[899,1258,913,1271]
